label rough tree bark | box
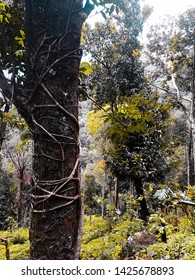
[25,0,93,260]
[1,0,93,259]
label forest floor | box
[0,214,195,260]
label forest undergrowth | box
[0,211,195,260]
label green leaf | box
[20,29,25,38]
[91,0,98,6]
[109,4,115,15]
[80,62,93,75]
[101,10,107,20]
[115,5,119,15]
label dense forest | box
[0,0,195,260]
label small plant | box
[11,233,26,244]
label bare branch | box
[177,199,195,207]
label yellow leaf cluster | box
[95,159,106,171]
[0,3,6,12]
[0,1,11,23]
[15,29,25,48]
[8,162,14,175]
[132,50,141,57]
[86,109,105,140]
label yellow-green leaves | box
[0,1,11,23]
[185,185,195,202]
[132,50,141,57]
[79,62,93,99]
[0,2,6,12]
[79,62,93,77]
[86,109,106,140]
[171,34,178,54]
[15,29,25,48]
[87,93,171,145]
[3,108,27,130]
[0,0,25,66]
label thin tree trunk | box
[191,42,195,185]
[115,176,119,209]
[0,237,11,260]
[17,183,23,228]
[189,133,194,185]
[185,142,190,185]
[101,180,105,218]
[171,69,195,186]
[134,177,150,221]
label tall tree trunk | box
[114,176,119,209]
[16,0,93,260]
[185,141,190,185]
[101,180,105,218]
[134,177,150,221]
[191,42,195,185]
[189,132,195,185]
[17,182,23,228]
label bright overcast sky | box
[143,0,195,18]
[87,0,195,26]
[141,0,195,36]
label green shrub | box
[11,228,28,244]
[80,215,145,259]
[147,233,195,260]
[9,242,30,260]
[81,215,109,244]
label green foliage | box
[91,0,142,22]
[83,2,179,212]
[146,214,195,260]
[146,8,195,94]
[105,93,172,142]
[80,213,195,260]
[81,216,109,244]
[80,215,144,259]
[0,227,29,259]
[83,4,145,108]
[0,157,16,230]
[3,107,31,150]
[11,228,27,244]
[79,62,94,100]
[1,107,32,229]
[83,173,102,215]
[0,214,195,260]
[148,213,170,241]
[86,108,106,141]
[0,0,25,76]
[3,107,28,131]
[87,92,174,183]
[147,233,195,260]
[80,62,93,77]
